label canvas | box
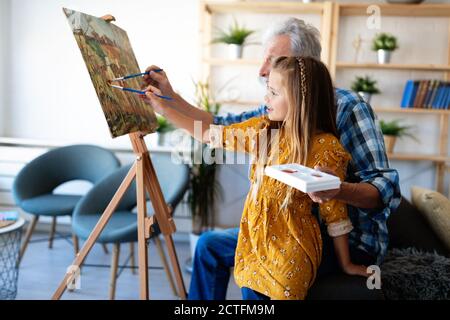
[64,8,158,138]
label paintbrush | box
[110,69,163,82]
[109,84,173,101]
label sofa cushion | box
[411,187,450,253]
[387,197,448,256]
[381,248,450,300]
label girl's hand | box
[342,263,369,278]
[141,85,168,116]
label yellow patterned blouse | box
[209,116,353,300]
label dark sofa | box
[307,197,449,300]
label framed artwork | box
[64,8,157,138]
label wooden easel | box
[52,131,187,300]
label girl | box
[144,56,367,300]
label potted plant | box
[156,115,174,146]
[351,76,380,104]
[372,33,398,64]
[186,81,223,271]
[379,119,416,153]
[212,19,256,59]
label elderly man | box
[142,18,401,300]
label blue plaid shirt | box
[214,88,401,264]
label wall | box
[0,0,10,136]
[3,0,200,146]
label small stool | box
[0,218,25,300]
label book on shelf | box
[264,164,341,193]
[401,79,450,110]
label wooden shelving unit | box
[200,1,335,81]
[199,1,450,193]
[330,2,450,193]
[335,62,450,72]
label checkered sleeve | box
[337,97,401,216]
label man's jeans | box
[188,227,376,300]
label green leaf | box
[212,19,255,45]
[351,76,380,94]
[372,33,398,51]
[379,119,417,140]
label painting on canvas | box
[64,8,157,138]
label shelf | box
[339,3,450,17]
[204,1,325,14]
[388,153,449,163]
[373,108,450,115]
[336,62,450,72]
[203,58,260,66]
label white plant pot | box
[358,91,372,104]
[189,232,200,261]
[377,49,392,64]
[228,44,243,59]
[149,132,159,147]
[157,131,173,146]
[184,232,201,273]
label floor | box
[16,231,241,300]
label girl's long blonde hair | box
[252,56,338,207]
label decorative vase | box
[228,44,243,59]
[149,132,159,147]
[185,232,200,273]
[358,91,372,104]
[158,132,171,146]
[158,132,166,146]
[383,135,397,154]
[377,49,392,64]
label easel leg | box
[109,243,120,300]
[154,236,177,296]
[136,157,149,299]
[142,156,187,299]
[163,234,187,299]
[51,163,137,300]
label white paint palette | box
[264,164,341,193]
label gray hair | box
[263,18,322,59]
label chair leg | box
[154,235,177,296]
[72,234,79,256]
[109,243,120,300]
[18,215,39,265]
[130,242,136,275]
[102,244,109,254]
[48,216,57,249]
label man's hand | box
[307,166,341,203]
[142,65,175,98]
